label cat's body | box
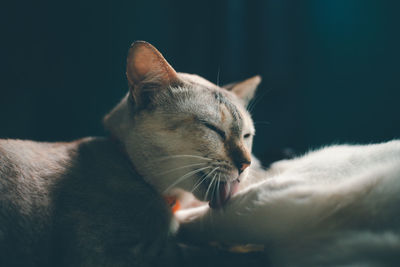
[178,140,400,266]
[4,39,396,267]
[0,137,177,267]
[0,41,263,266]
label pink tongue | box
[209,180,240,209]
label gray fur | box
[103,42,259,200]
[0,41,262,266]
[0,138,176,266]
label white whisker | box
[191,167,220,193]
[153,162,207,176]
[204,173,217,202]
[153,154,212,162]
[216,174,221,203]
[247,88,270,113]
[191,171,210,193]
[216,67,221,87]
[163,166,212,193]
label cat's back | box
[0,138,84,204]
[0,138,75,176]
[0,138,81,204]
[0,138,82,266]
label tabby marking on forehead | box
[214,91,243,136]
[165,116,196,131]
[220,106,226,123]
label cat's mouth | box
[208,178,240,209]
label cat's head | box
[104,41,261,209]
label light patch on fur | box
[177,140,400,266]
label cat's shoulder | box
[0,137,112,180]
[0,137,95,163]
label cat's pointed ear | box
[126,41,178,107]
[223,75,262,106]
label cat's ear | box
[223,75,262,106]
[126,41,179,107]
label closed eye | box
[244,133,251,139]
[203,122,226,140]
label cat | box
[177,140,400,266]
[0,41,263,266]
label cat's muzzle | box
[208,178,240,209]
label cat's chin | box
[190,176,240,209]
[208,179,240,209]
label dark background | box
[1,0,399,164]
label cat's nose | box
[231,143,252,174]
[239,160,251,173]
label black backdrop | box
[1,0,399,164]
